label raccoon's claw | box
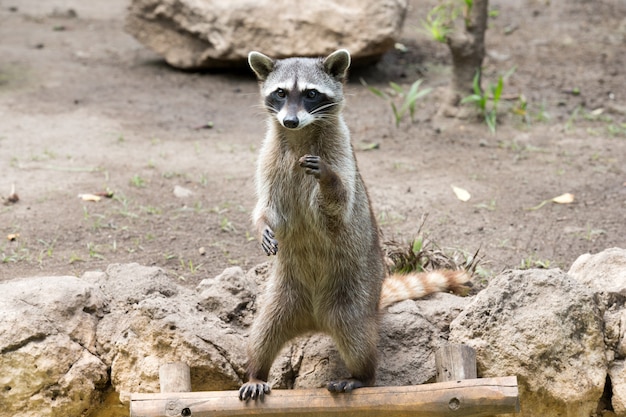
[299,154,322,179]
[239,380,271,401]
[261,226,278,256]
[327,378,366,393]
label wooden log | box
[130,376,519,417]
[435,344,478,382]
[159,362,192,393]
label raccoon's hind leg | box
[326,309,379,393]
[239,274,310,401]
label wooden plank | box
[159,362,191,393]
[435,344,478,382]
[130,376,519,417]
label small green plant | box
[163,253,177,261]
[179,257,202,273]
[474,198,496,211]
[519,255,552,269]
[142,205,162,215]
[533,100,551,123]
[91,214,106,231]
[581,227,606,242]
[461,67,515,134]
[220,217,236,233]
[38,239,55,258]
[361,78,432,127]
[511,94,529,125]
[87,243,105,260]
[421,0,473,42]
[422,4,456,42]
[564,105,581,131]
[607,123,626,137]
[384,215,481,280]
[129,174,146,188]
[68,253,84,264]
[112,192,139,218]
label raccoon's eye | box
[305,89,319,99]
[274,89,286,99]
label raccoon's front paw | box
[299,154,324,179]
[261,226,278,256]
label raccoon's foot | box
[327,378,367,393]
[299,154,327,180]
[239,378,271,401]
[261,226,278,256]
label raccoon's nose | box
[283,116,299,129]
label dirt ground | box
[1,0,625,286]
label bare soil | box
[1,0,625,286]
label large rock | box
[0,276,109,417]
[8,250,626,416]
[125,0,408,69]
[86,263,249,403]
[449,269,607,417]
[569,248,626,415]
[378,293,472,386]
[568,247,626,295]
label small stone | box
[173,185,193,198]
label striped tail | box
[379,269,471,309]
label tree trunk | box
[438,0,489,118]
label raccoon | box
[239,49,470,401]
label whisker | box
[254,103,279,114]
[310,102,339,114]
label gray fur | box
[240,49,386,401]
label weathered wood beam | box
[130,376,519,417]
[436,344,478,382]
[159,362,191,394]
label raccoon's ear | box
[248,51,275,81]
[323,49,351,81]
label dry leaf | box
[7,233,19,241]
[78,193,102,202]
[451,185,471,202]
[3,183,19,205]
[7,192,19,203]
[551,193,575,204]
[527,192,575,210]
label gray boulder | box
[125,0,408,69]
[196,265,257,326]
[569,247,626,295]
[569,248,626,415]
[0,276,108,417]
[86,263,247,403]
[450,269,607,417]
[7,248,626,416]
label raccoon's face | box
[248,49,351,130]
